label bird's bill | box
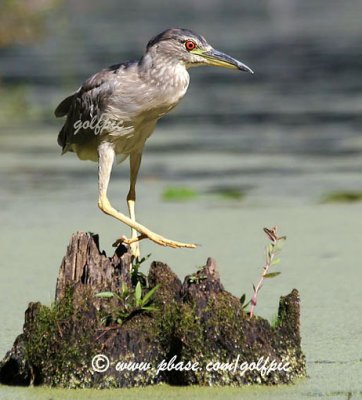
[194,48,254,73]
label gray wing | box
[55,62,134,152]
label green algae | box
[321,191,362,204]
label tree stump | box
[0,232,306,388]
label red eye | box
[185,40,196,51]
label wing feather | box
[55,62,133,151]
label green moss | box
[24,286,98,387]
[271,313,281,329]
[205,293,245,350]
[158,291,304,386]
[154,292,252,385]
[155,301,200,349]
[16,267,304,388]
[176,303,204,351]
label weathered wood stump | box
[0,232,306,388]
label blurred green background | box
[1,0,362,202]
[1,1,362,399]
[1,0,362,204]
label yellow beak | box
[194,48,254,73]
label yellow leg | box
[127,198,140,258]
[98,143,197,252]
[126,152,142,259]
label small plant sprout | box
[248,226,286,319]
[95,281,160,326]
[239,293,251,311]
[187,266,207,285]
[131,253,151,287]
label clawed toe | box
[113,232,197,250]
[112,235,128,247]
[147,234,197,249]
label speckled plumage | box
[54,28,253,254]
[55,29,206,162]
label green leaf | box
[240,293,246,305]
[271,258,281,266]
[95,292,115,298]
[242,300,251,310]
[116,318,123,325]
[121,281,128,295]
[141,284,160,307]
[116,308,129,317]
[264,272,281,279]
[135,253,151,266]
[141,306,157,312]
[135,281,142,306]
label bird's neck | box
[138,52,190,95]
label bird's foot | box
[112,235,141,259]
[113,232,197,250]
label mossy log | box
[0,232,306,388]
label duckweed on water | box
[321,191,362,203]
[162,186,198,202]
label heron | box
[55,28,253,259]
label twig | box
[95,324,123,341]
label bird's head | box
[146,28,253,73]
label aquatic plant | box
[162,186,198,202]
[96,281,159,326]
[247,226,286,318]
[322,191,362,203]
[208,186,246,201]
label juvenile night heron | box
[55,28,253,258]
